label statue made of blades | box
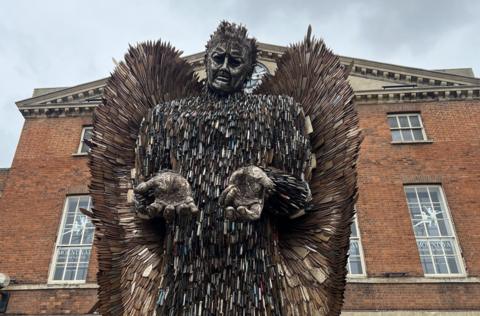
[89,21,361,316]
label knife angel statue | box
[89,21,361,316]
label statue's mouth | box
[215,71,231,83]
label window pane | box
[78,196,90,210]
[401,130,413,141]
[426,223,440,236]
[76,267,88,281]
[67,197,79,213]
[442,240,455,255]
[430,190,440,203]
[417,240,430,255]
[412,129,425,141]
[53,265,65,280]
[434,257,449,274]
[83,128,93,141]
[388,117,398,128]
[420,256,435,274]
[408,203,421,216]
[391,130,402,141]
[71,230,82,244]
[68,248,80,262]
[447,256,460,274]
[349,260,363,275]
[64,264,76,280]
[417,189,430,203]
[80,248,91,263]
[409,115,421,127]
[405,188,417,203]
[413,221,427,236]
[429,240,443,255]
[437,219,451,236]
[61,230,72,244]
[399,116,409,127]
[349,240,360,256]
[56,248,68,263]
[350,221,358,237]
[82,228,94,244]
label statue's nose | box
[220,56,229,70]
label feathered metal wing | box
[255,27,362,315]
[89,41,202,316]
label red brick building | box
[1,43,479,315]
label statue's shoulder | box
[251,93,303,114]
[151,95,203,112]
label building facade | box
[1,43,479,315]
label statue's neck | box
[204,85,245,100]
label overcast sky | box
[1,0,479,168]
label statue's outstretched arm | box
[261,167,311,218]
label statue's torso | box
[137,92,309,315]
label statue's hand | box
[219,166,274,221]
[134,171,198,221]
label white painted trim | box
[342,311,480,315]
[47,196,93,284]
[5,283,98,291]
[347,277,479,284]
[7,277,479,291]
[347,214,367,277]
[76,126,93,154]
[403,185,467,277]
[387,113,428,143]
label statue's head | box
[205,21,257,95]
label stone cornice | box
[18,102,97,118]
[355,85,480,105]
[340,56,480,87]
[16,78,106,107]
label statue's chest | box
[165,99,275,167]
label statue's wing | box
[89,41,202,316]
[255,28,362,315]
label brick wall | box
[348,99,480,310]
[0,168,9,199]
[0,115,98,314]
[344,282,480,310]
[5,288,97,315]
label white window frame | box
[347,214,367,278]
[76,126,93,154]
[48,195,94,284]
[387,113,428,143]
[404,185,466,277]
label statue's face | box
[206,42,252,95]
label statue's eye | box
[229,58,242,68]
[212,54,224,64]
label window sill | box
[347,276,477,284]
[391,140,433,145]
[72,152,89,157]
[347,274,368,279]
[6,283,98,291]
